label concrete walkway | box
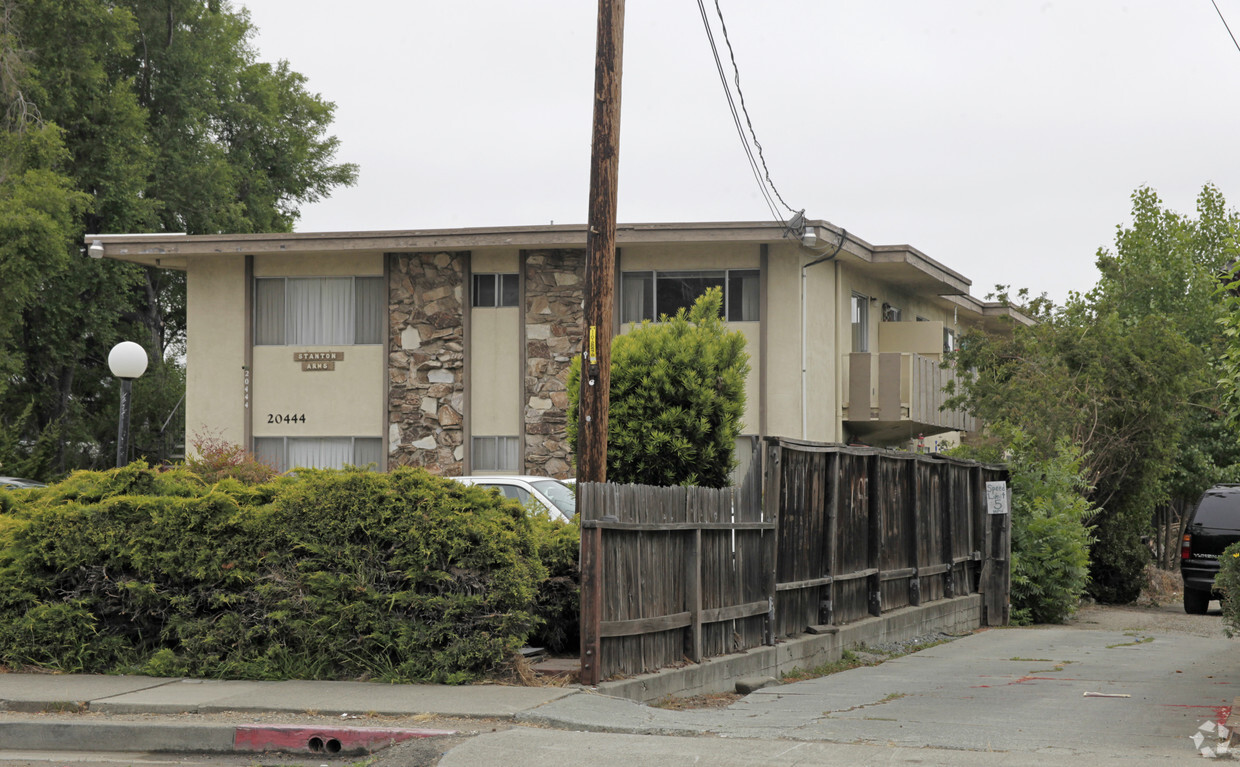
[1,624,1237,761]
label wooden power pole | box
[577,0,624,484]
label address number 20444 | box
[267,413,306,424]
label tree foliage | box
[567,288,750,488]
[0,0,357,479]
[950,185,1240,603]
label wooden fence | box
[578,437,1009,685]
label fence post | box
[763,439,781,644]
[977,468,1011,626]
[867,453,883,618]
[687,524,703,663]
[579,484,604,685]
[941,462,955,599]
[823,451,839,626]
[909,458,922,607]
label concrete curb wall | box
[0,721,455,755]
[595,594,982,703]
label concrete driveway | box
[442,604,1238,765]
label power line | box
[711,0,797,216]
[694,0,788,225]
[1211,0,1240,55]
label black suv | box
[1181,484,1240,614]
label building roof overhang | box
[84,219,975,298]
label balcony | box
[843,351,976,443]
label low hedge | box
[0,463,549,683]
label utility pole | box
[577,0,624,484]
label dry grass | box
[1137,564,1182,607]
[488,652,578,687]
[650,691,742,710]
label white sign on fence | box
[985,481,1010,515]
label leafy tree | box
[567,287,749,488]
[0,0,357,478]
[950,185,1239,603]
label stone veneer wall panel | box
[524,249,585,477]
[388,252,467,474]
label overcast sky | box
[241,1,1240,304]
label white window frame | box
[851,293,870,352]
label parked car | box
[1181,484,1240,614]
[0,477,46,490]
[454,475,576,522]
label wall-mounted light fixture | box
[88,240,104,258]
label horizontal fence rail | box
[580,439,1009,684]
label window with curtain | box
[620,269,759,323]
[253,437,383,472]
[254,277,384,345]
[472,436,520,472]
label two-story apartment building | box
[89,220,1029,478]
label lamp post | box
[108,341,148,467]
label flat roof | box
[85,219,1024,320]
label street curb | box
[0,720,456,755]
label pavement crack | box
[824,691,907,716]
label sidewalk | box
[0,672,582,755]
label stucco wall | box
[251,346,384,437]
[470,251,522,442]
[185,255,247,448]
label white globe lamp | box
[108,341,149,467]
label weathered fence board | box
[579,438,1009,683]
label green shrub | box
[1086,513,1150,604]
[1216,542,1240,634]
[953,424,1094,625]
[0,463,545,683]
[528,515,580,653]
[567,287,749,487]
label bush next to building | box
[567,286,750,488]
[0,463,545,683]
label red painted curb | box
[234,724,457,754]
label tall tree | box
[950,185,1240,602]
[0,0,357,477]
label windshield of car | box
[531,479,576,518]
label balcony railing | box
[844,352,976,437]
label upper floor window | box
[851,293,869,352]
[473,273,519,308]
[881,302,902,322]
[621,269,759,323]
[944,327,957,354]
[255,276,384,346]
